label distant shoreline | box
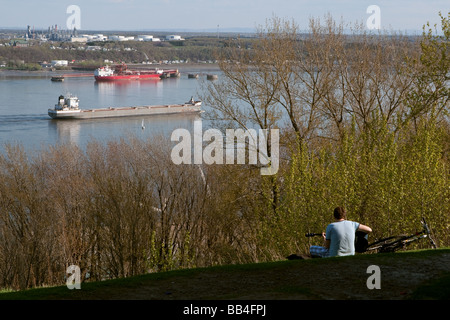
[129,62,221,73]
[0,62,221,77]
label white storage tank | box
[166,35,183,41]
[51,60,68,67]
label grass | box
[0,248,449,300]
[408,272,450,300]
[0,262,280,300]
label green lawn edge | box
[0,248,448,300]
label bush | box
[258,117,449,258]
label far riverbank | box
[0,62,221,78]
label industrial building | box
[165,35,184,41]
[13,25,185,44]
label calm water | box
[0,70,211,153]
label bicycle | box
[363,217,438,253]
[302,217,438,256]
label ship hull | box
[94,68,179,81]
[94,74,161,81]
[48,103,201,120]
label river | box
[0,66,217,153]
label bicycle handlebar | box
[305,233,323,237]
[421,217,431,234]
[421,216,438,249]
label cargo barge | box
[48,94,201,120]
[94,63,179,81]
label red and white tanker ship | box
[94,63,179,81]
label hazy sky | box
[0,0,448,32]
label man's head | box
[334,207,347,220]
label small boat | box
[48,94,202,120]
[206,74,218,80]
[188,73,199,79]
[159,71,180,79]
[51,76,64,82]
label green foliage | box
[405,12,449,122]
[6,60,41,71]
[147,231,195,273]
[206,13,450,260]
[257,115,449,258]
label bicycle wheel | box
[365,235,408,253]
[427,234,438,249]
[378,240,406,253]
[402,234,438,250]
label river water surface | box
[0,67,215,153]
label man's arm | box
[358,224,372,233]
[322,232,330,249]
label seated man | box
[310,207,372,258]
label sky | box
[0,0,448,33]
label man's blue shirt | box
[326,220,360,257]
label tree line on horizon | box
[0,37,232,68]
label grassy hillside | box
[0,248,449,300]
